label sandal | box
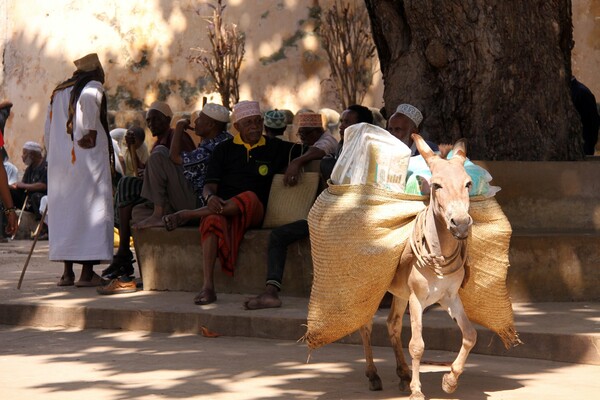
[194,288,217,305]
[75,273,105,287]
[57,274,75,286]
[162,212,188,232]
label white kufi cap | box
[395,104,423,127]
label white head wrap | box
[201,103,230,123]
[110,128,126,144]
[395,104,423,127]
[23,141,43,154]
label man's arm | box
[15,181,47,192]
[0,165,17,235]
[169,119,193,165]
[284,146,326,186]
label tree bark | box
[365,0,583,160]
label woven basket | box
[262,172,320,228]
[304,183,519,349]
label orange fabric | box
[200,191,264,276]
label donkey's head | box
[413,134,473,240]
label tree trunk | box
[364,0,583,160]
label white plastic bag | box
[331,123,411,192]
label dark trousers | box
[266,219,309,290]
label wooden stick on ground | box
[17,205,47,289]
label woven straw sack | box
[262,172,320,228]
[305,184,426,349]
[461,196,519,347]
[304,185,519,350]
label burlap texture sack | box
[305,183,519,350]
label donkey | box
[359,134,474,400]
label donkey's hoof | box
[442,372,458,393]
[368,375,383,391]
[409,392,425,400]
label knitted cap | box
[264,110,287,129]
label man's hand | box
[207,195,225,214]
[175,118,192,133]
[77,131,97,149]
[283,160,302,187]
[4,211,17,236]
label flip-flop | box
[75,273,104,288]
[194,288,217,305]
[162,214,178,231]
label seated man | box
[263,109,287,139]
[386,103,439,155]
[103,101,196,280]
[131,103,232,230]
[244,112,338,310]
[10,141,48,236]
[162,101,305,305]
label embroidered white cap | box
[395,104,423,127]
[201,103,230,123]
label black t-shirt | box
[205,136,304,207]
[23,161,48,194]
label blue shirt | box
[181,131,232,204]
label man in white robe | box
[44,53,114,287]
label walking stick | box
[17,205,47,289]
[10,192,28,240]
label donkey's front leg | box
[407,293,426,400]
[440,294,477,394]
[359,321,382,391]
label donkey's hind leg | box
[387,295,411,392]
[439,294,477,394]
[359,320,383,391]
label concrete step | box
[1,240,598,366]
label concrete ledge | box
[475,161,600,231]
[508,231,600,302]
[132,161,600,302]
[0,296,597,366]
[133,227,313,296]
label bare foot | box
[163,210,192,231]
[243,292,282,310]
[132,215,165,230]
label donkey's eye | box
[466,181,472,190]
[432,183,442,191]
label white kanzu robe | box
[44,80,113,262]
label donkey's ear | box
[412,134,436,165]
[451,138,467,163]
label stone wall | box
[0,0,384,166]
[1,1,598,167]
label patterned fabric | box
[181,131,231,203]
[200,191,264,276]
